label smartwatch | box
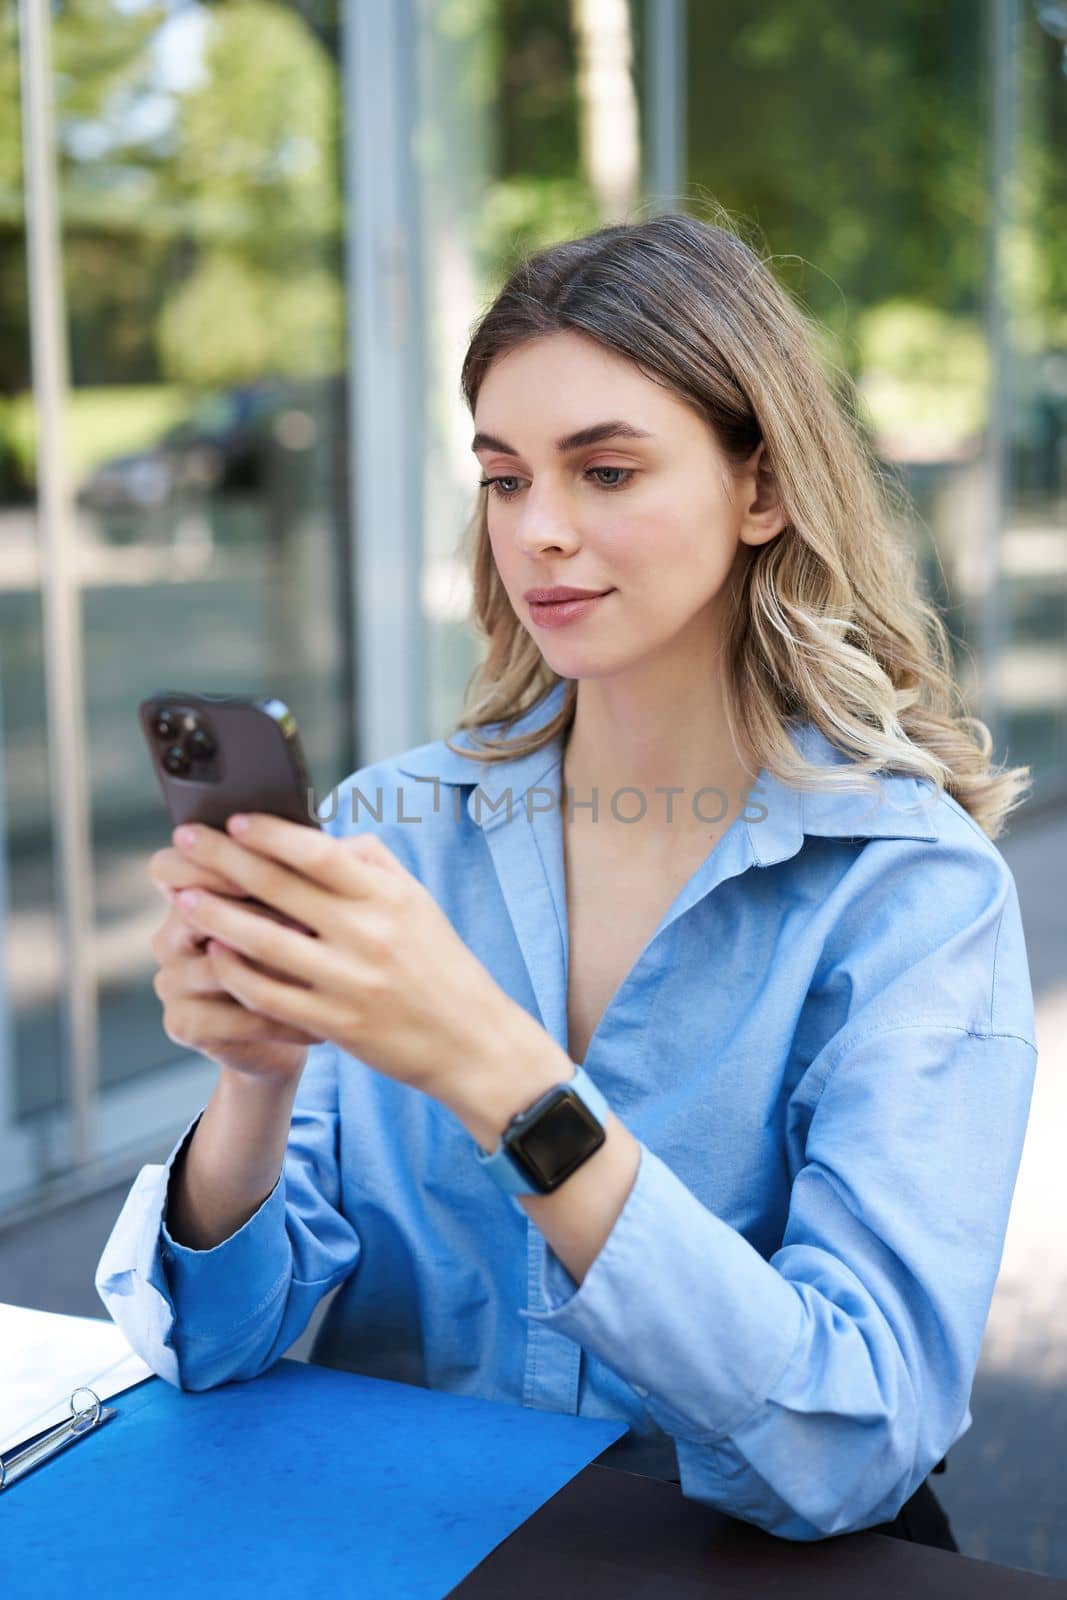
[475,1065,608,1196]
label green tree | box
[152,0,342,384]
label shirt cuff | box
[520,1141,805,1442]
[157,1111,291,1339]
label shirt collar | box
[395,679,940,852]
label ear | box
[738,440,787,548]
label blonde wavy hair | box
[444,204,1030,842]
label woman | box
[97,209,1037,1552]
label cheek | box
[490,519,509,544]
[583,509,651,570]
[616,520,737,614]
[487,521,514,569]
[605,512,705,576]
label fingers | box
[205,941,335,1037]
[174,816,407,924]
[148,846,245,902]
[227,897,317,937]
[158,992,325,1052]
[172,892,327,987]
[151,903,318,971]
[170,824,333,930]
[225,816,403,901]
[153,950,301,1000]
[151,907,212,961]
[154,952,231,1000]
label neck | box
[560,664,757,841]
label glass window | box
[1001,3,1067,796]
[685,0,1067,805]
[0,0,355,1206]
[4,0,1063,1217]
[414,0,643,737]
[0,0,68,1194]
[687,0,993,693]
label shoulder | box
[796,721,1014,904]
[794,733,1033,1047]
[832,817,1033,1049]
[830,768,1017,915]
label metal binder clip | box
[0,1386,117,1491]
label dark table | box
[450,1462,1067,1597]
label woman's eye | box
[478,475,523,498]
[477,466,635,501]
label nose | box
[513,488,581,558]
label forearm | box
[433,1002,640,1285]
[165,1066,304,1251]
[516,1112,641,1282]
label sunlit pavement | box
[0,801,1064,1578]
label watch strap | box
[475,1065,608,1196]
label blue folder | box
[0,1356,627,1598]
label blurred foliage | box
[0,4,23,199]
[685,1,1067,395]
[1,0,341,403]
[157,257,343,385]
[854,301,990,442]
[464,0,603,290]
[163,1,339,238]
[471,174,602,298]
[51,0,167,135]
[686,0,994,342]
[5,384,190,482]
[1,0,1065,481]
[492,0,581,178]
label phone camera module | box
[163,745,191,777]
[149,701,220,782]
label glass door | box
[1,0,356,1210]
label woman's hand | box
[146,840,326,1085]
[167,814,522,1103]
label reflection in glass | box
[0,0,66,1139]
[1000,6,1067,792]
[684,1,1065,802]
[415,0,633,739]
[51,0,353,1103]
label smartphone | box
[138,691,322,833]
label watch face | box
[509,1088,606,1192]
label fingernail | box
[227,814,250,835]
[175,826,197,849]
[178,889,199,909]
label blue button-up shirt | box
[95,678,1038,1540]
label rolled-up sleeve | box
[95,1038,362,1392]
[526,1022,1037,1538]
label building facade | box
[1,0,1063,1220]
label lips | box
[525,590,613,629]
[523,587,612,603]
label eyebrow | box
[470,420,655,456]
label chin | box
[536,644,639,679]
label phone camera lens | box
[187,727,216,761]
[163,745,190,777]
[152,709,178,741]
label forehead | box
[473,332,695,437]
[477,331,647,400]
